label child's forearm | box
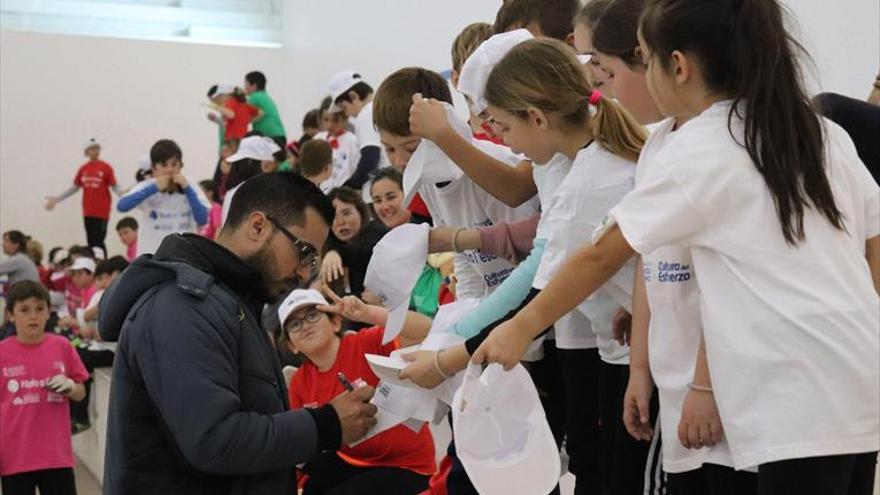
[433,127,537,207]
[361,305,389,327]
[117,183,159,212]
[53,185,80,201]
[399,311,433,348]
[629,258,652,376]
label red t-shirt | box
[74,160,117,219]
[224,99,260,142]
[288,326,436,476]
[408,193,432,221]
[0,334,89,476]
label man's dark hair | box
[245,71,267,91]
[333,79,374,107]
[6,280,50,312]
[224,172,334,231]
[116,217,139,231]
[494,0,578,40]
[96,256,129,278]
[150,139,183,167]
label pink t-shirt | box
[199,203,223,240]
[65,284,96,316]
[126,242,137,262]
[0,334,89,475]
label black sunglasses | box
[265,215,318,268]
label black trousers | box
[599,361,657,495]
[1,468,77,495]
[83,216,107,257]
[758,452,878,495]
[302,451,429,495]
[557,348,601,495]
[667,463,757,495]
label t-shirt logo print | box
[7,379,20,394]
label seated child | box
[115,217,139,262]
[0,281,88,494]
[278,288,436,495]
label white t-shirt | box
[610,100,880,469]
[532,154,573,239]
[313,131,361,192]
[123,178,210,256]
[636,117,737,473]
[419,139,540,300]
[533,143,636,359]
[352,101,390,169]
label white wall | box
[1,0,876,258]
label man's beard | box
[243,243,310,304]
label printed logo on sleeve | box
[644,260,692,283]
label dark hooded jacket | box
[98,234,340,495]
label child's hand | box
[678,386,724,449]
[399,350,446,389]
[46,374,76,396]
[44,196,58,211]
[57,316,78,329]
[172,174,189,188]
[623,368,655,441]
[321,250,345,283]
[409,93,452,142]
[155,175,173,191]
[317,287,375,324]
[612,308,632,346]
[207,113,220,123]
[470,319,533,371]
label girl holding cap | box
[205,84,261,144]
[474,1,880,492]
[278,288,436,494]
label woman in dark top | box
[321,187,388,298]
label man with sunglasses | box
[98,172,378,495]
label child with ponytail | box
[402,37,657,494]
[474,1,879,494]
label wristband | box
[451,228,465,253]
[687,382,713,393]
[434,349,452,379]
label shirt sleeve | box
[105,163,118,187]
[74,166,84,187]
[609,158,710,255]
[288,374,304,409]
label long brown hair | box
[641,0,843,244]
[485,38,646,162]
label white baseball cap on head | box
[402,104,470,208]
[210,84,236,98]
[70,257,96,274]
[277,289,328,328]
[328,71,364,111]
[83,138,101,151]
[458,29,533,116]
[364,223,430,344]
[226,136,281,163]
[452,363,561,495]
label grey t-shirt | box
[0,252,40,284]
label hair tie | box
[589,90,603,106]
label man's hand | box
[329,386,378,445]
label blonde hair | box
[484,38,646,162]
[451,22,494,73]
[26,239,43,265]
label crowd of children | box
[2,0,879,494]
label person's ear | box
[526,107,549,129]
[347,90,360,103]
[285,339,300,355]
[563,32,576,49]
[670,50,690,85]
[246,212,271,242]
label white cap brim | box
[382,300,409,345]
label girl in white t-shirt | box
[577,0,756,492]
[474,1,880,494]
[399,39,655,494]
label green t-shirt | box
[247,90,286,138]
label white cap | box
[452,363,561,495]
[210,84,236,98]
[458,29,533,115]
[70,257,96,273]
[226,136,281,162]
[138,154,152,172]
[364,223,430,344]
[327,70,363,110]
[83,138,101,150]
[402,103,470,208]
[277,289,328,327]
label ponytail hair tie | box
[589,90,603,106]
